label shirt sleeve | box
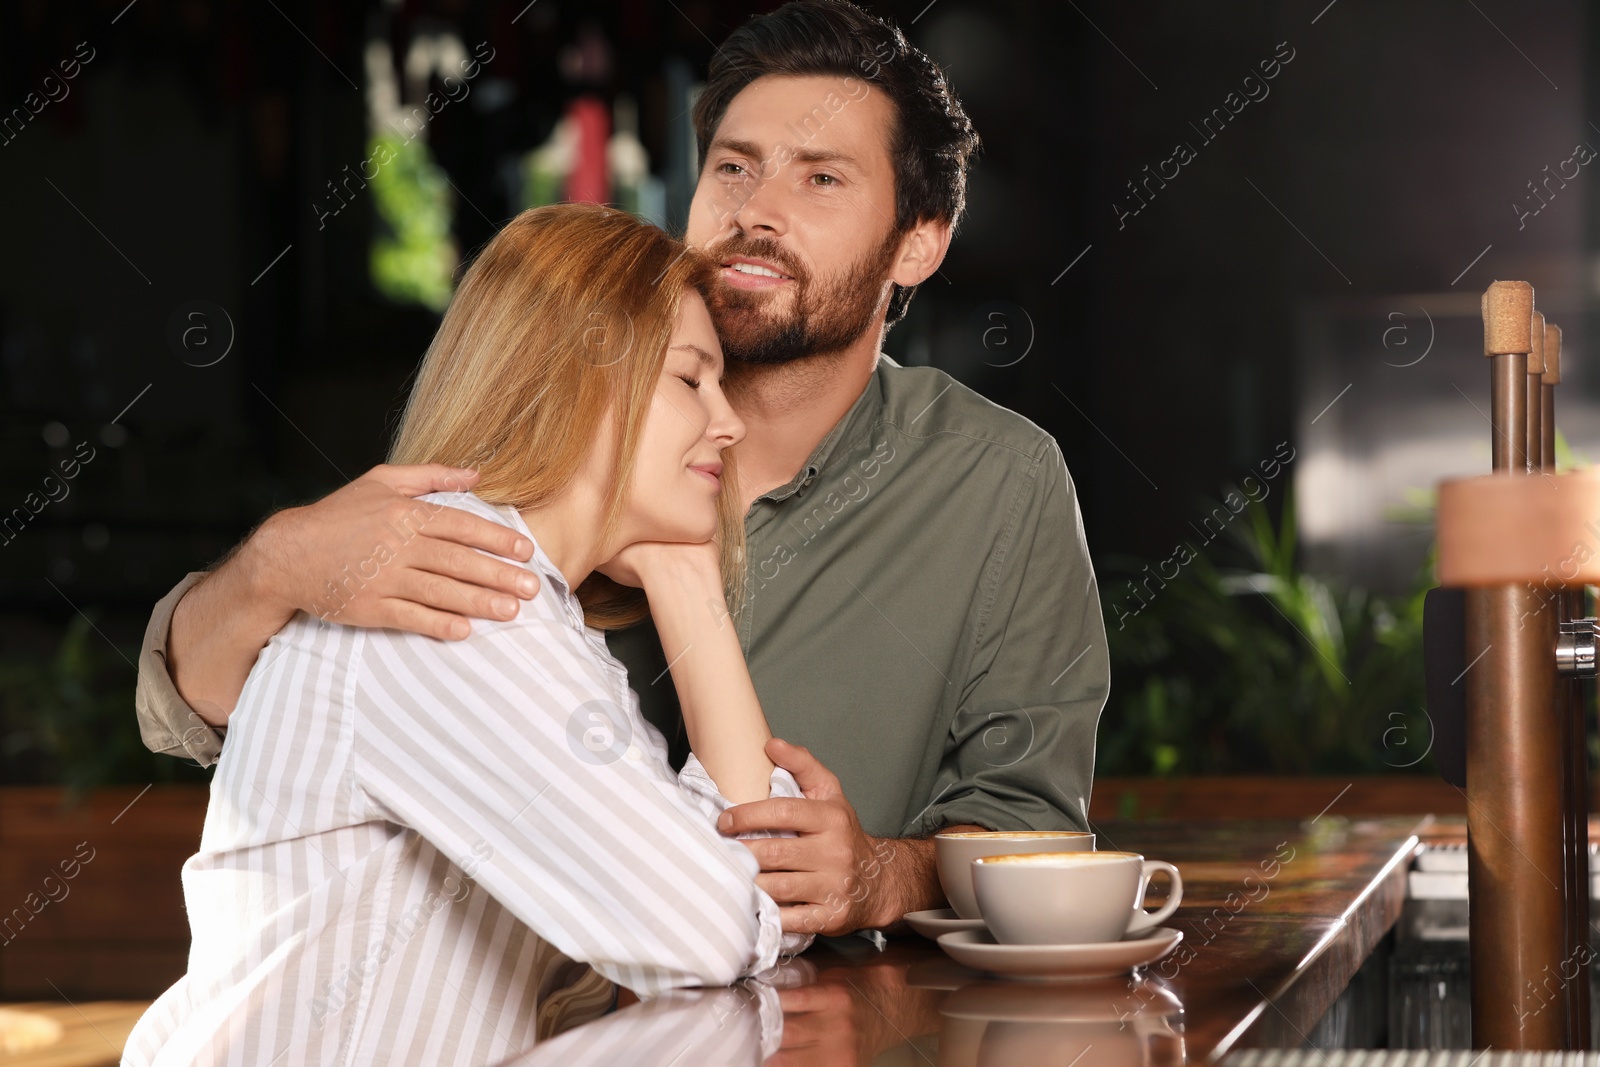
[911,437,1109,837]
[678,755,815,958]
[675,754,802,825]
[349,598,792,997]
[135,570,226,766]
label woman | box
[124,204,805,1066]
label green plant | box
[0,615,209,793]
[370,134,457,313]
[1098,490,1431,776]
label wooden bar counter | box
[533,813,1429,1065]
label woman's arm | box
[630,544,778,805]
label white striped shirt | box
[124,492,804,1067]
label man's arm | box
[912,436,1109,836]
[166,522,299,728]
[135,464,542,762]
[136,571,223,763]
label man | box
[136,0,1108,939]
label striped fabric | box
[124,493,802,1066]
[492,982,784,1066]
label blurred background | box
[2,0,1597,792]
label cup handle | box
[1128,861,1182,934]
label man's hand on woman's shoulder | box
[163,464,543,731]
[251,463,540,641]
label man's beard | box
[706,227,902,366]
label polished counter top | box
[499,814,1425,1066]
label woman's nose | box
[709,395,745,448]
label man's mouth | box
[719,256,795,290]
[727,262,787,279]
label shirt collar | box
[754,353,894,504]
[500,505,577,604]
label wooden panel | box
[1085,774,1592,822]
[0,946,188,1001]
[0,787,207,1000]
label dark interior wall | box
[0,0,1592,658]
[1067,0,1587,573]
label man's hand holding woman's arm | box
[719,740,986,936]
[161,464,541,727]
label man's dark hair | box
[692,0,979,327]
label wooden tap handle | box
[1528,310,1547,375]
[1544,322,1562,385]
[1482,280,1534,356]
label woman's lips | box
[690,466,722,489]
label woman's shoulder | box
[414,490,575,599]
[411,491,556,581]
[369,491,587,652]
[412,490,521,531]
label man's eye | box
[718,162,746,176]
[812,174,837,186]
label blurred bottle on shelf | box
[611,95,666,227]
[520,93,666,229]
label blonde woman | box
[125,204,805,1066]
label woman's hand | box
[596,539,722,591]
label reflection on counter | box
[935,975,1185,1067]
[489,954,1188,1067]
[489,980,779,1066]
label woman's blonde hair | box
[390,203,742,629]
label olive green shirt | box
[135,355,1109,840]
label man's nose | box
[730,165,787,236]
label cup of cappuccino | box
[971,850,1183,945]
[934,830,1094,920]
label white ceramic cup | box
[971,850,1183,945]
[934,831,1095,920]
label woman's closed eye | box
[678,373,702,390]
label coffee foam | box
[975,851,1139,866]
[936,831,1093,840]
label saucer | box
[905,908,988,939]
[936,926,1183,981]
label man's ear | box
[889,217,954,288]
